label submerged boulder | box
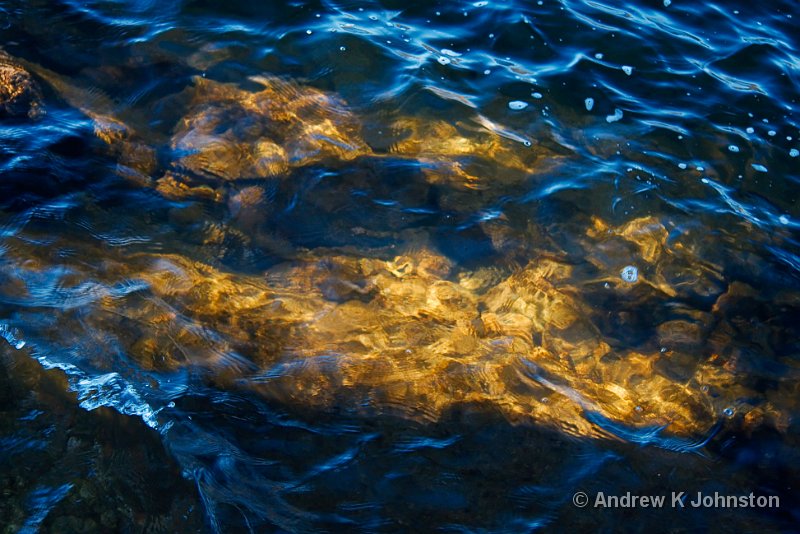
[0,223,729,444]
[387,116,552,190]
[158,75,371,195]
[0,50,44,119]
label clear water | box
[0,0,799,531]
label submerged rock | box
[13,55,156,181]
[0,50,44,119]
[0,224,733,444]
[580,215,725,302]
[24,58,561,213]
[0,347,204,533]
[158,75,371,195]
[387,117,548,189]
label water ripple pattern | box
[0,0,799,532]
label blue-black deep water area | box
[0,0,799,531]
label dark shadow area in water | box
[0,348,204,533]
[159,384,800,532]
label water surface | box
[1,0,799,531]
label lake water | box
[0,0,798,531]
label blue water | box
[0,0,799,531]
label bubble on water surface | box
[728,145,739,152]
[751,164,768,173]
[779,215,790,225]
[508,100,528,110]
[746,127,755,134]
[584,97,594,111]
[437,56,451,65]
[532,92,543,99]
[790,149,799,158]
[620,265,639,283]
[663,0,671,6]
[678,163,687,169]
[622,65,633,76]
[723,407,735,417]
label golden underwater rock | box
[15,56,561,215]
[386,116,558,191]
[19,61,372,191]
[481,259,610,366]
[176,252,724,439]
[160,76,559,201]
[4,237,722,443]
[163,76,371,187]
[584,215,673,293]
[20,53,556,193]
[582,215,725,302]
[0,50,44,119]
[0,215,781,446]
